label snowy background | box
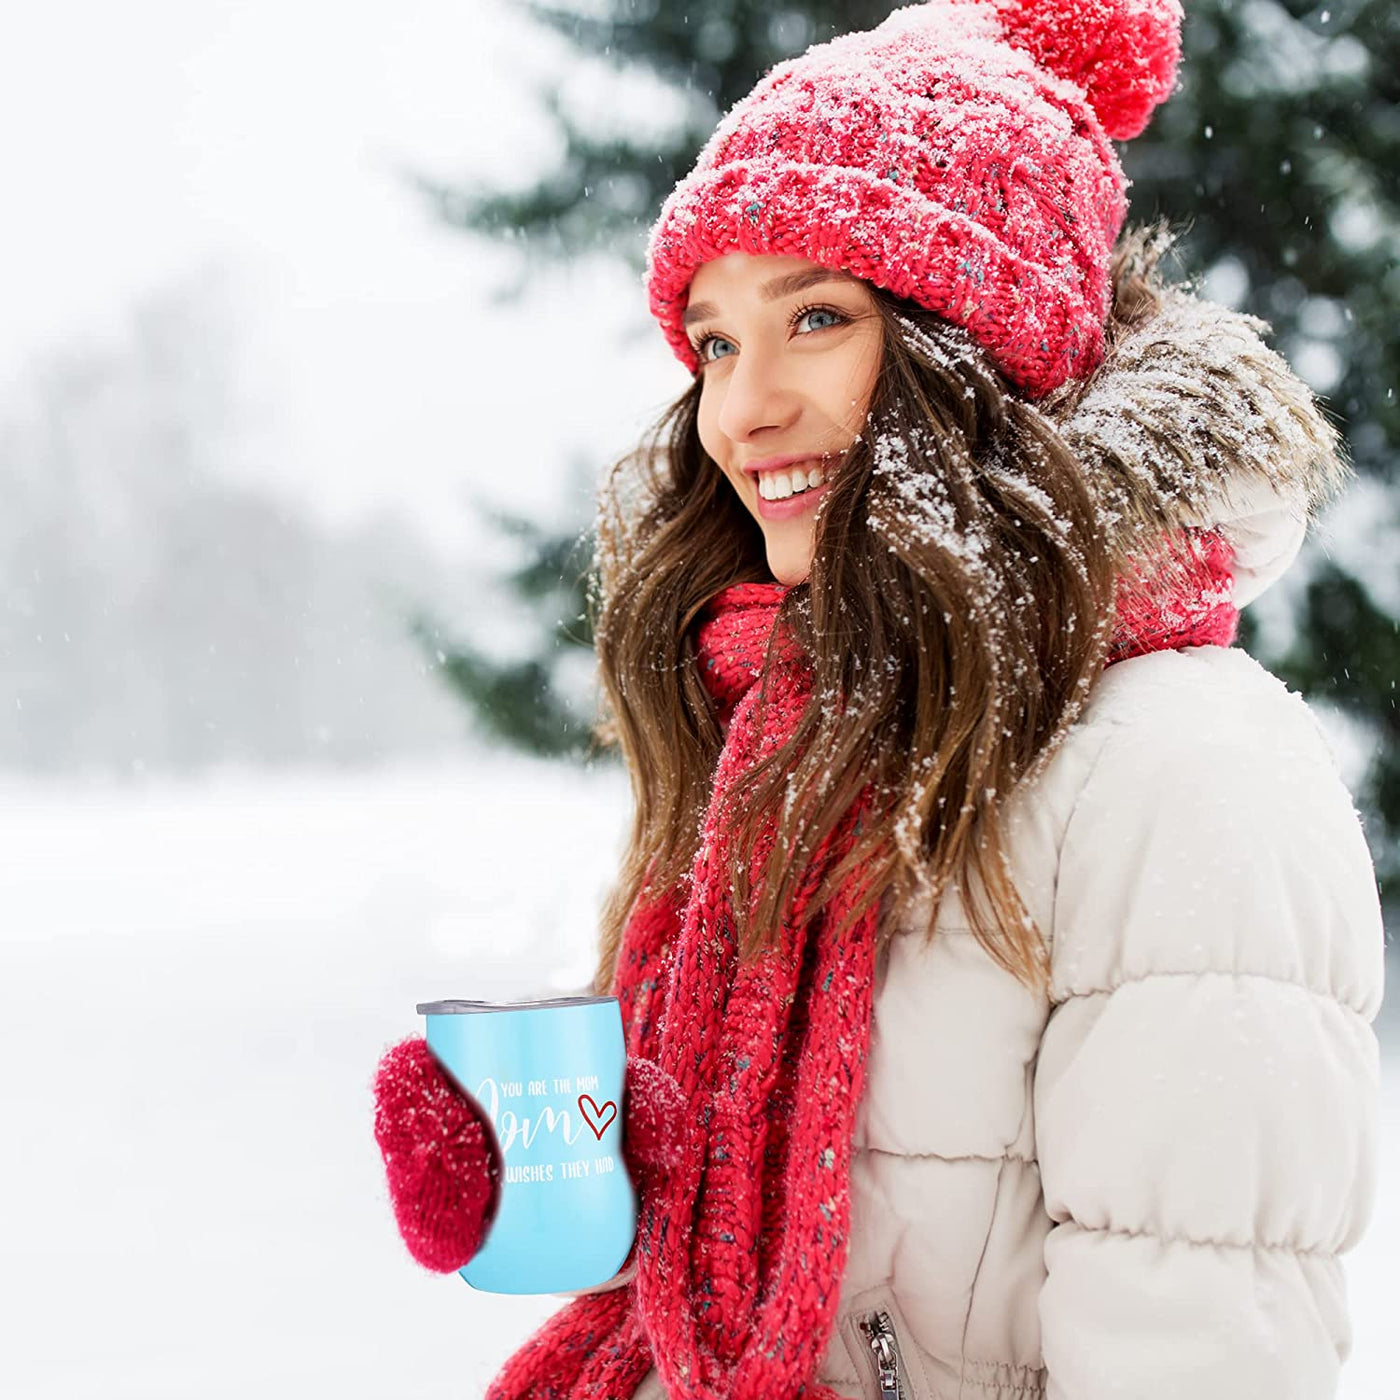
[0,1,1393,1395]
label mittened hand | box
[621,1054,694,1190]
[372,1036,504,1273]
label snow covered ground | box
[1,752,1394,1397]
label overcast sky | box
[0,0,687,557]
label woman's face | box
[685,253,883,585]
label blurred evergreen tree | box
[406,498,597,759]
[406,0,1398,910]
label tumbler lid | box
[416,994,615,1015]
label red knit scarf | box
[487,528,1236,1400]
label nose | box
[713,347,802,448]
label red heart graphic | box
[578,1093,617,1141]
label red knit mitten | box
[372,1036,504,1273]
[622,1054,694,1190]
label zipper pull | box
[858,1310,902,1399]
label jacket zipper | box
[858,1308,907,1400]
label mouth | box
[750,457,830,521]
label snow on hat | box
[642,0,1184,399]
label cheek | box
[809,349,871,429]
[696,397,719,460]
[694,402,741,498]
[845,342,883,424]
[827,323,881,413]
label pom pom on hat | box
[988,0,1184,140]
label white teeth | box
[757,462,827,501]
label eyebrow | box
[680,268,864,328]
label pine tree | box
[406,497,599,759]
[410,0,1399,908]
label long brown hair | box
[584,219,1193,1001]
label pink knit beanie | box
[643,0,1184,399]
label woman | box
[373,1,1385,1396]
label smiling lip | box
[755,478,828,521]
[742,452,827,476]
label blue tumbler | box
[417,995,637,1294]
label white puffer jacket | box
[559,296,1387,1400]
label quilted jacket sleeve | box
[1032,679,1386,1399]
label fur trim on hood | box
[1036,229,1353,609]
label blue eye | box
[689,302,849,366]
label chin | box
[767,553,812,587]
